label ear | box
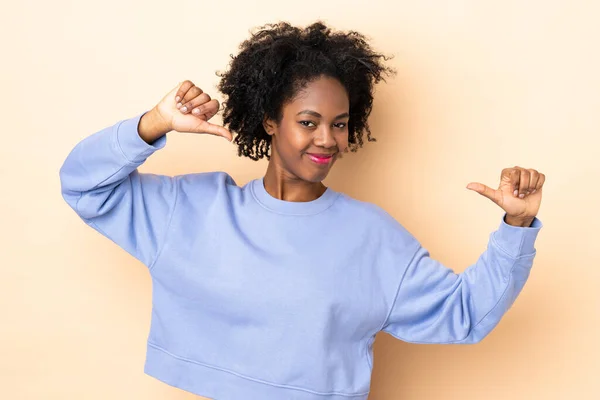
[262,115,277,136]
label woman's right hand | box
[141,80,233,143]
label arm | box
[59,112,177,268]
[381,214,542,344]
[59,81,233,268]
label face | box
[263,75,350,183]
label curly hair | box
[216,21,396,160]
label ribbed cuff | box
[492,213,543,258]
[116,111,167,164]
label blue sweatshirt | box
[59,112,543,400]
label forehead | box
[285,76,349,114]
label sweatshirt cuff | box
[116,111,167,164]
[492,213,543,258]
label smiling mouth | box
[306,153,335,165]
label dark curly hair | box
[216,21,396,161]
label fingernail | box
[513,190,518,196]
[532,189,537,193]
[181,106,187,113]
[175,96,181,102]
[519,193,525,198]
[176,102,182,108]
[192,108,200,114]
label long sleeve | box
[380,214,543,344]
[59,112,178,268]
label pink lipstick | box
[307,153,334,165]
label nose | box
[314,126,337,149]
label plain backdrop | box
[2,0,599,399]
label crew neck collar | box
[250,177,340,216]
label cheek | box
[285,129,312,154]
[275,127,307,160]
[337,132,349,150]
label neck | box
[263,160,326,202]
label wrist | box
[504,214,535,227]
[138,108,171,144]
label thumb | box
[466,182,500,204]
[195,120,234,142]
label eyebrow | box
[296,110,349,119]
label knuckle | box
[208,99,219,109]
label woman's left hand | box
[466,166,545,227]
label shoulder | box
[173,171,240,203]
[336,192,399,226]
[335,192,418,248]
[176,171,237,188]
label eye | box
[299,121,316,127]
[334,122,347,129]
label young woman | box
[59,21,544,400]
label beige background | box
[2,0,599,399]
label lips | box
[306,153,335,165]
[307,153,334,159]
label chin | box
[299,155,336,182]
[303,169,332,183]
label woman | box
[59,21,544,400]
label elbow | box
[58,161,107,220]
[58,152,81,196]
[59,162,82,213]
